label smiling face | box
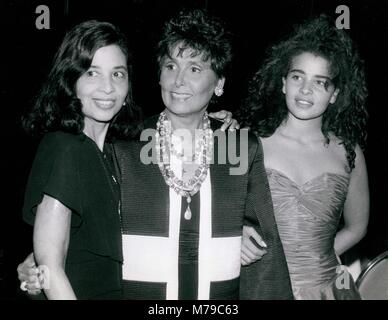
[282,52,339,121]
[76,44,129,131]
[159,44,224,118]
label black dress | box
[23,131,123,299]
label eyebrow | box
[163,56,208,69]
[289,69,332,81]
[90,65,128,71]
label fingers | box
[241,252,251,266]
[17,262,39,281]
[242,226,268,265]
[219,112,233,132]
[19,273,43,295]
[230,119,240,130]
[23,279,43,296]
[18,272,41,291]
[208,110,231,120]
[27,289,43,296]
[17,264,25,281]
[208,110,242,132]
[243,226,267,248]
[25,252,36,267]
[27,278,43,291]
[243,237,265,253]
[17,252,37,281]
[241,245,267,266]
[221,119,240,131]
[242,225,253,236]
[17,264,34,281]
[249,232,267,248]
[20,280,28,292]
[242,241,267,259]
[17,253,43,295]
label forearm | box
[41,266,77,300]
[334,225,367,257]
[335,145,369,258]
[33,195,74,299]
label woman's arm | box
[33,194,76,300]
[208,110,240,131]
[334,145,370,256]
[240,136,293,299]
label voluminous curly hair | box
[237,15,368,170]
[156,8,233,79]
[22,20,142,140]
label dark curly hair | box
[237,15,368,170]
[22,20,142,140]
[156,8,233,80]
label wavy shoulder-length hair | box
[22,20,142,140]
[237,15,368,170]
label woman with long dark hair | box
[21,20,140,299]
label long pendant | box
[184,195,192,220]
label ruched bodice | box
[266,168,360,299]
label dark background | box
[1,0,387,299]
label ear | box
[216,77,225,90]
[330,88,340,104]
[282,77,286,94]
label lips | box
[93,99,116,109]
[295,98,313,107]
[171,92,192,101]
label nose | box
[174,70,185,87]
[100,75,114,94]
[300,80,313,95]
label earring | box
[215,87,224,97]
[123,101,126,106]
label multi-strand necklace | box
[155,111,213,220]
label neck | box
[164,109,206,135]
[279,113,325,144]
[83,119,110,151]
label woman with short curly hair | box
[114,8,292,300]
[239,15,369,299]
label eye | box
[113,71,126,79]
[315,80,328,87]
[191,66,201,73]
[86,70,98,77]
[291,74,301,81]
[164,63,175,71]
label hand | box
[241,226,268,266]
[208,110,240,131]
[17,253,43,295]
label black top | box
[23,131,123,299]
[115,117,293,300]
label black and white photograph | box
[1,0,388,308]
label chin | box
[95,111,119,123]
[166,106,195,116]
[293,113,322,121]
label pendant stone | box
[184,196,192,220]
[184,205,192,220]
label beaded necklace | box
[155,111,213,220]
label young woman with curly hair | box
[239,15,369,299]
